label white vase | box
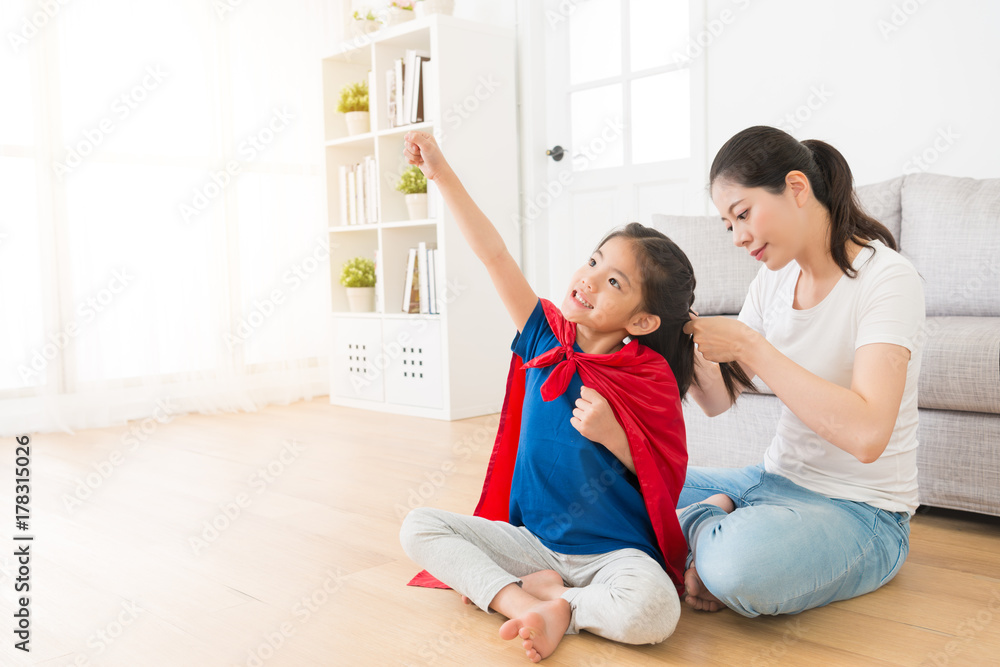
[381,6,415,26]
[405,193,428,220]
[345,111,370,136]
[415,0,454,18]
[346,286,376,313]
[351,19,381,37]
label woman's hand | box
[571,386,633,473]
[683,314,759,364]
[403,131,450,182]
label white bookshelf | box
[324,15,518,420]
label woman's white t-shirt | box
[738,240,925,514]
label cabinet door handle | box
[545,145,565,162]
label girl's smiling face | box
[561,236,648,335]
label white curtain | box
[1,0,340,435]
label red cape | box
[409,299,688,594]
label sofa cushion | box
[855,176,903,246]
[650,214,760,315]
[900,173,1000,317]
[918,316,1000,414]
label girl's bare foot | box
[498,599,571,663]
[520,570,566,601]
[464,570,566,606]
[683,564,725,612]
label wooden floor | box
[3,398,1000,666]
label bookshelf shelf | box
[329,223,379,232]
[323,15,517,421]
[325,133,375,148]
[381,218,436,229]
[377,120,434,138]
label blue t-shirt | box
[509,300,663,565]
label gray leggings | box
[399,507,679,645]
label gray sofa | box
[651,172,1000,516]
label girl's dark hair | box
[709,125,897,277]
[598,223,751,400]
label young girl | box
[398,131,717,662]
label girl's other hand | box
[403,131,448,181]
[572,386,622,445]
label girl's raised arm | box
[403,131,537,331]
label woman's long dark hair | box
[597,223,744,400]
[705,125,898,400]
[709,125,897,276]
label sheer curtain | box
[0,0,339,435]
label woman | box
[587,125,925,617]
[677,125,925,616]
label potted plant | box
[351,9,380,37]
[395,165,428,220]
[340,256,377,312]
[382,1,415,26]
[337,80,369,136]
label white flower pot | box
[351,19,381,37]
[345,111,370,136]
[415,0,454,18]
[346,286,375,313]
[405,193,428,220]
[381,6,415,26]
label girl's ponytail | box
[717,361,756,403]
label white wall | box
[705,0,1000,190]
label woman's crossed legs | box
[677,463,910,617]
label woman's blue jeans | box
[677,463,910,617]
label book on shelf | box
[355,160,365,225]
[427,248,437,315]
[417,242,429,314]
[400,245,440,315]
[339,155,379,225]
[402,248,420,314]
[346,169,357,225]
[338,165,348,226]
[393,58,405,127]
[411,54,430,124]
[390,50,431,129]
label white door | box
[525,0,707,299]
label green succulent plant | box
[339,257,376,288]
[336,80,369,114]
[352,10,377,20]
[395,165,427,195]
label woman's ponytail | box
[802,139,897,276]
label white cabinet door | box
[331,318,384,402]
[383,318,443,409]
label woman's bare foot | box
[678,493,734,612]
[703,493,736,513]
[498,599,571,663]
[683,564,725,612]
